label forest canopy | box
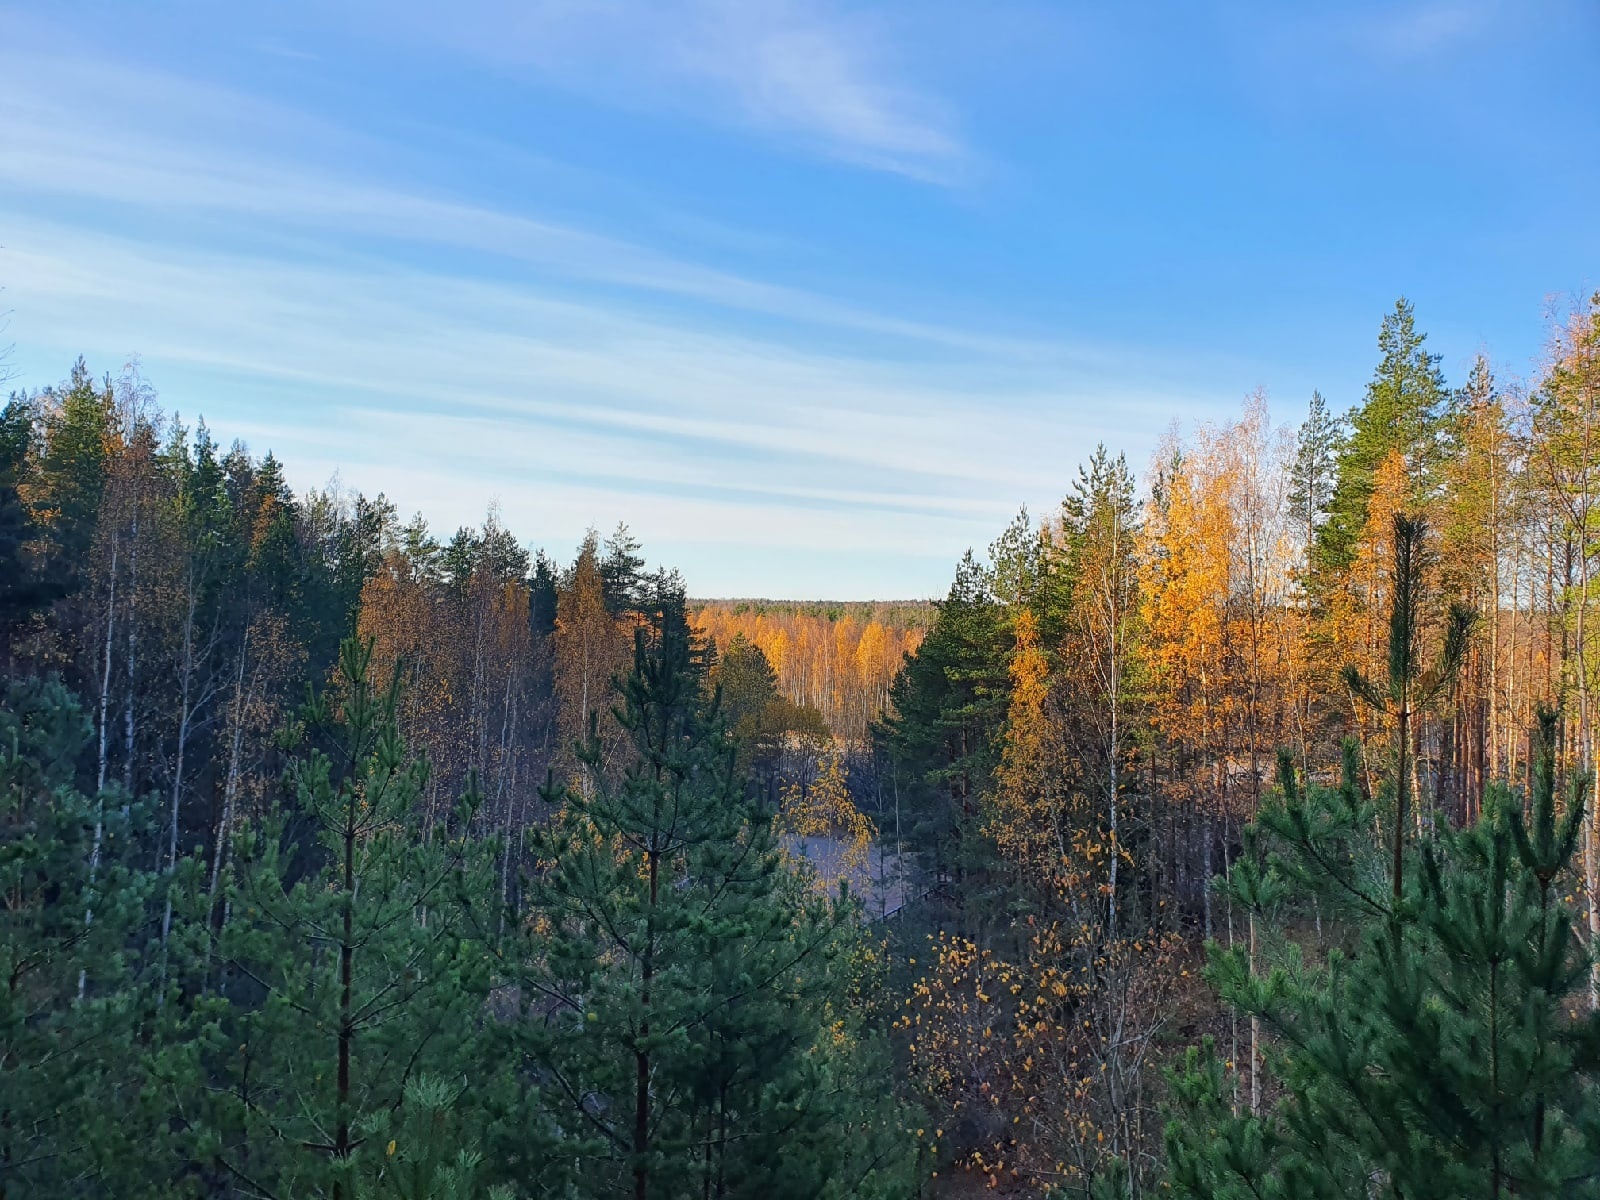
[6,292,1600,1197]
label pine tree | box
[0,677,170,1197]
[1316,299,1447,574]
[397,512,443,584]
[1287,390,1342,565]
[1342,513,1473,905]
[199,637,498,1199]
[513,607,910,1199]
[360,1075,514,1200]
[35,359,117,574]
[1166,713,1600,1199]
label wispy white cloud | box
[0,53,1017,356]
[0,37,1234,595]
[2,200,1187,593]
[666,0,968,181]
[368,0,973,184]
[2,213,1138,491]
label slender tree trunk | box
[1249,911,1261,1116]
[122,511,139,794]
[1506,552,1520,783]
[95,543,118,796]
[81,542,119,1000]
[498,675,520,929]
[1107,632,1119,942]
[635,843,658,1200]
[1489,955,1502,1198]
[162,588,200,950]
[334,786,356,1196]
[1577,496,1597,1007]
[204,633,251,989]
[1394,696,1410,909]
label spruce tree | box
[600,522,646,615]
[877,549,1010,893]
[1287,390,1342,562]
[1057,444,1142,936]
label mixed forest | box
[5,292,1600,1198]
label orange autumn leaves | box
[1142,396,1297,813]
[902,928,1187,1193]
[775,752,877,894]
[692,602,927,741]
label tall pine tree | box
[1287,390,1342,566]
[197,638,498,1198]
[1315,299,1447,574]
[1167,712,1600,1199]
[513,606,913,1199]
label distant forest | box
[6,293,1600,1198]
[690,601,930,741]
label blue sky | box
[2,1,1596,598]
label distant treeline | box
[692,600,929,741]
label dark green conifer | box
[876,549,1010,891]
[0,677,168,1197]
[1315,300,1448,573]
[1342,513,1474,906]
[1166,713,1600,1198]
[1287,390,1343,561]
[0,399,60,650]
[199,638,498,1198]
[512,607,912,1200]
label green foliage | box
[1341,512,1474,902]
[514,609,914,1199]
[0,676,171,1197]
[34,359,116,570]
[601,521,646,614]
[0,355,932,1199]
[0,399,59,641]
[1167,713,1600,1199]
[1059,445,1141,579]
[359,1075,515,1200]
[878,549,1011,888]
[1288,390,1344,556]
[716,631,782,732]
[713,632,829,793]
[1315,299,1447,573]
[198,638,499,1197]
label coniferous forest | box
[8,291,1600,1199]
